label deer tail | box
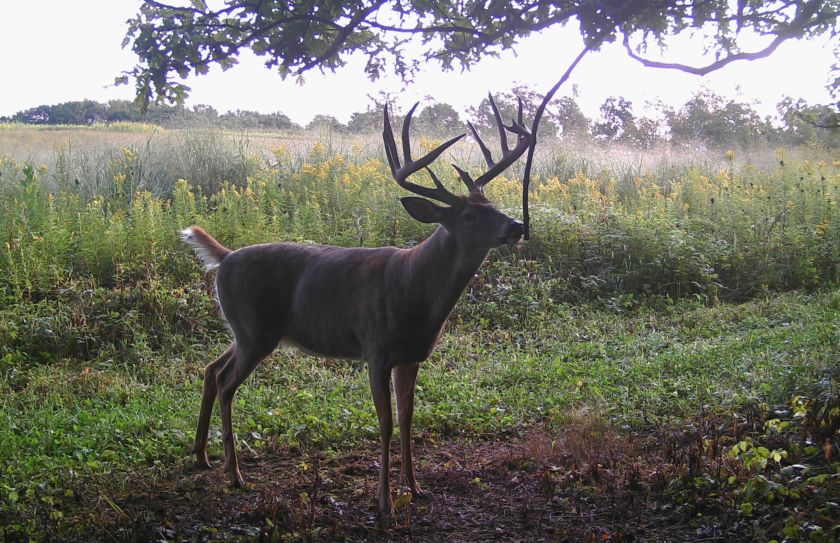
[180,226,232,271]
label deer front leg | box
[194,344,234,468]
[393,362,424,497]
[368,362,395,517]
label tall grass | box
[1,131,837,306]
[1,127,838,369]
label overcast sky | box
[0,1,836,125]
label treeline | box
[0,99,298,131]
[2,88,837,148]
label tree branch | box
[622,30,795,75]
[142,0,203,14]
[796,111,840,129]
[520,0,646,239]
[297,1,387,73]
[622,2,838,77]
[366,20,489,37]
[521,43,593,239]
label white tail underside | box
[180,227,222,271]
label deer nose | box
[507,220,523,243]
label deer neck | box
[406,226,489,320]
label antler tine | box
[383,102,466,205]
[402,102,419,164]
[383,104,401,177]
[466,94,532,189]
[467,121,494,170]
[473,127,530,188]
[489,93,509,154]
[451,164,478,193]
[466,94,519,175]
[427,166,468,194]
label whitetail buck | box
[181,97,530,516]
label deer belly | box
[387,324,447,364]
[278,336,363,361]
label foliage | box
[666,90,777,148]
[592,96,636,140]
[778,95,840,141]
[120,1,840,110]
[2,135,839,301]
[661,387,840,541]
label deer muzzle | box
[501,219,524,245]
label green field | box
[0,125,838,541]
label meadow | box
[0,123,838,541]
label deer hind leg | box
[368,361,395,517]
[216,342,272,487]
[194,344,234,468]
[393,362,424,497]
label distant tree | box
[625,116,663,148]
[12,105,52,124]
[260,111,298,131]
[777,96,840,145]
[4,99,303,131]
[11,100,108,125]
[549,96,590,140]
[593,97,635,141]
[142,102,190,125]
[416,102,462,135]
[218,109,298,130]
[347,107,384,133]
[106,99,144,122]
[192,103,220,123]
[665,90,776,147]
[307,114,347,132]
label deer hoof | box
[196,452,212,469]
[228,471,245,488]
[377,495,396,520]
[410,483,427,498]
[401,475,427,498]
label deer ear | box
[400,197,447,224]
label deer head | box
[383,96,531,251]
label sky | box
[0,1,836,125]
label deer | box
[181,97,531,517]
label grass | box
[1,289,837,540]
[0,124,838,540]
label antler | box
[465,94,532,190]
[383,103,465,206]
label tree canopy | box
[123,0,839,107]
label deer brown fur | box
[183,98,530,516]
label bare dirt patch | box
[76,419,732,542]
